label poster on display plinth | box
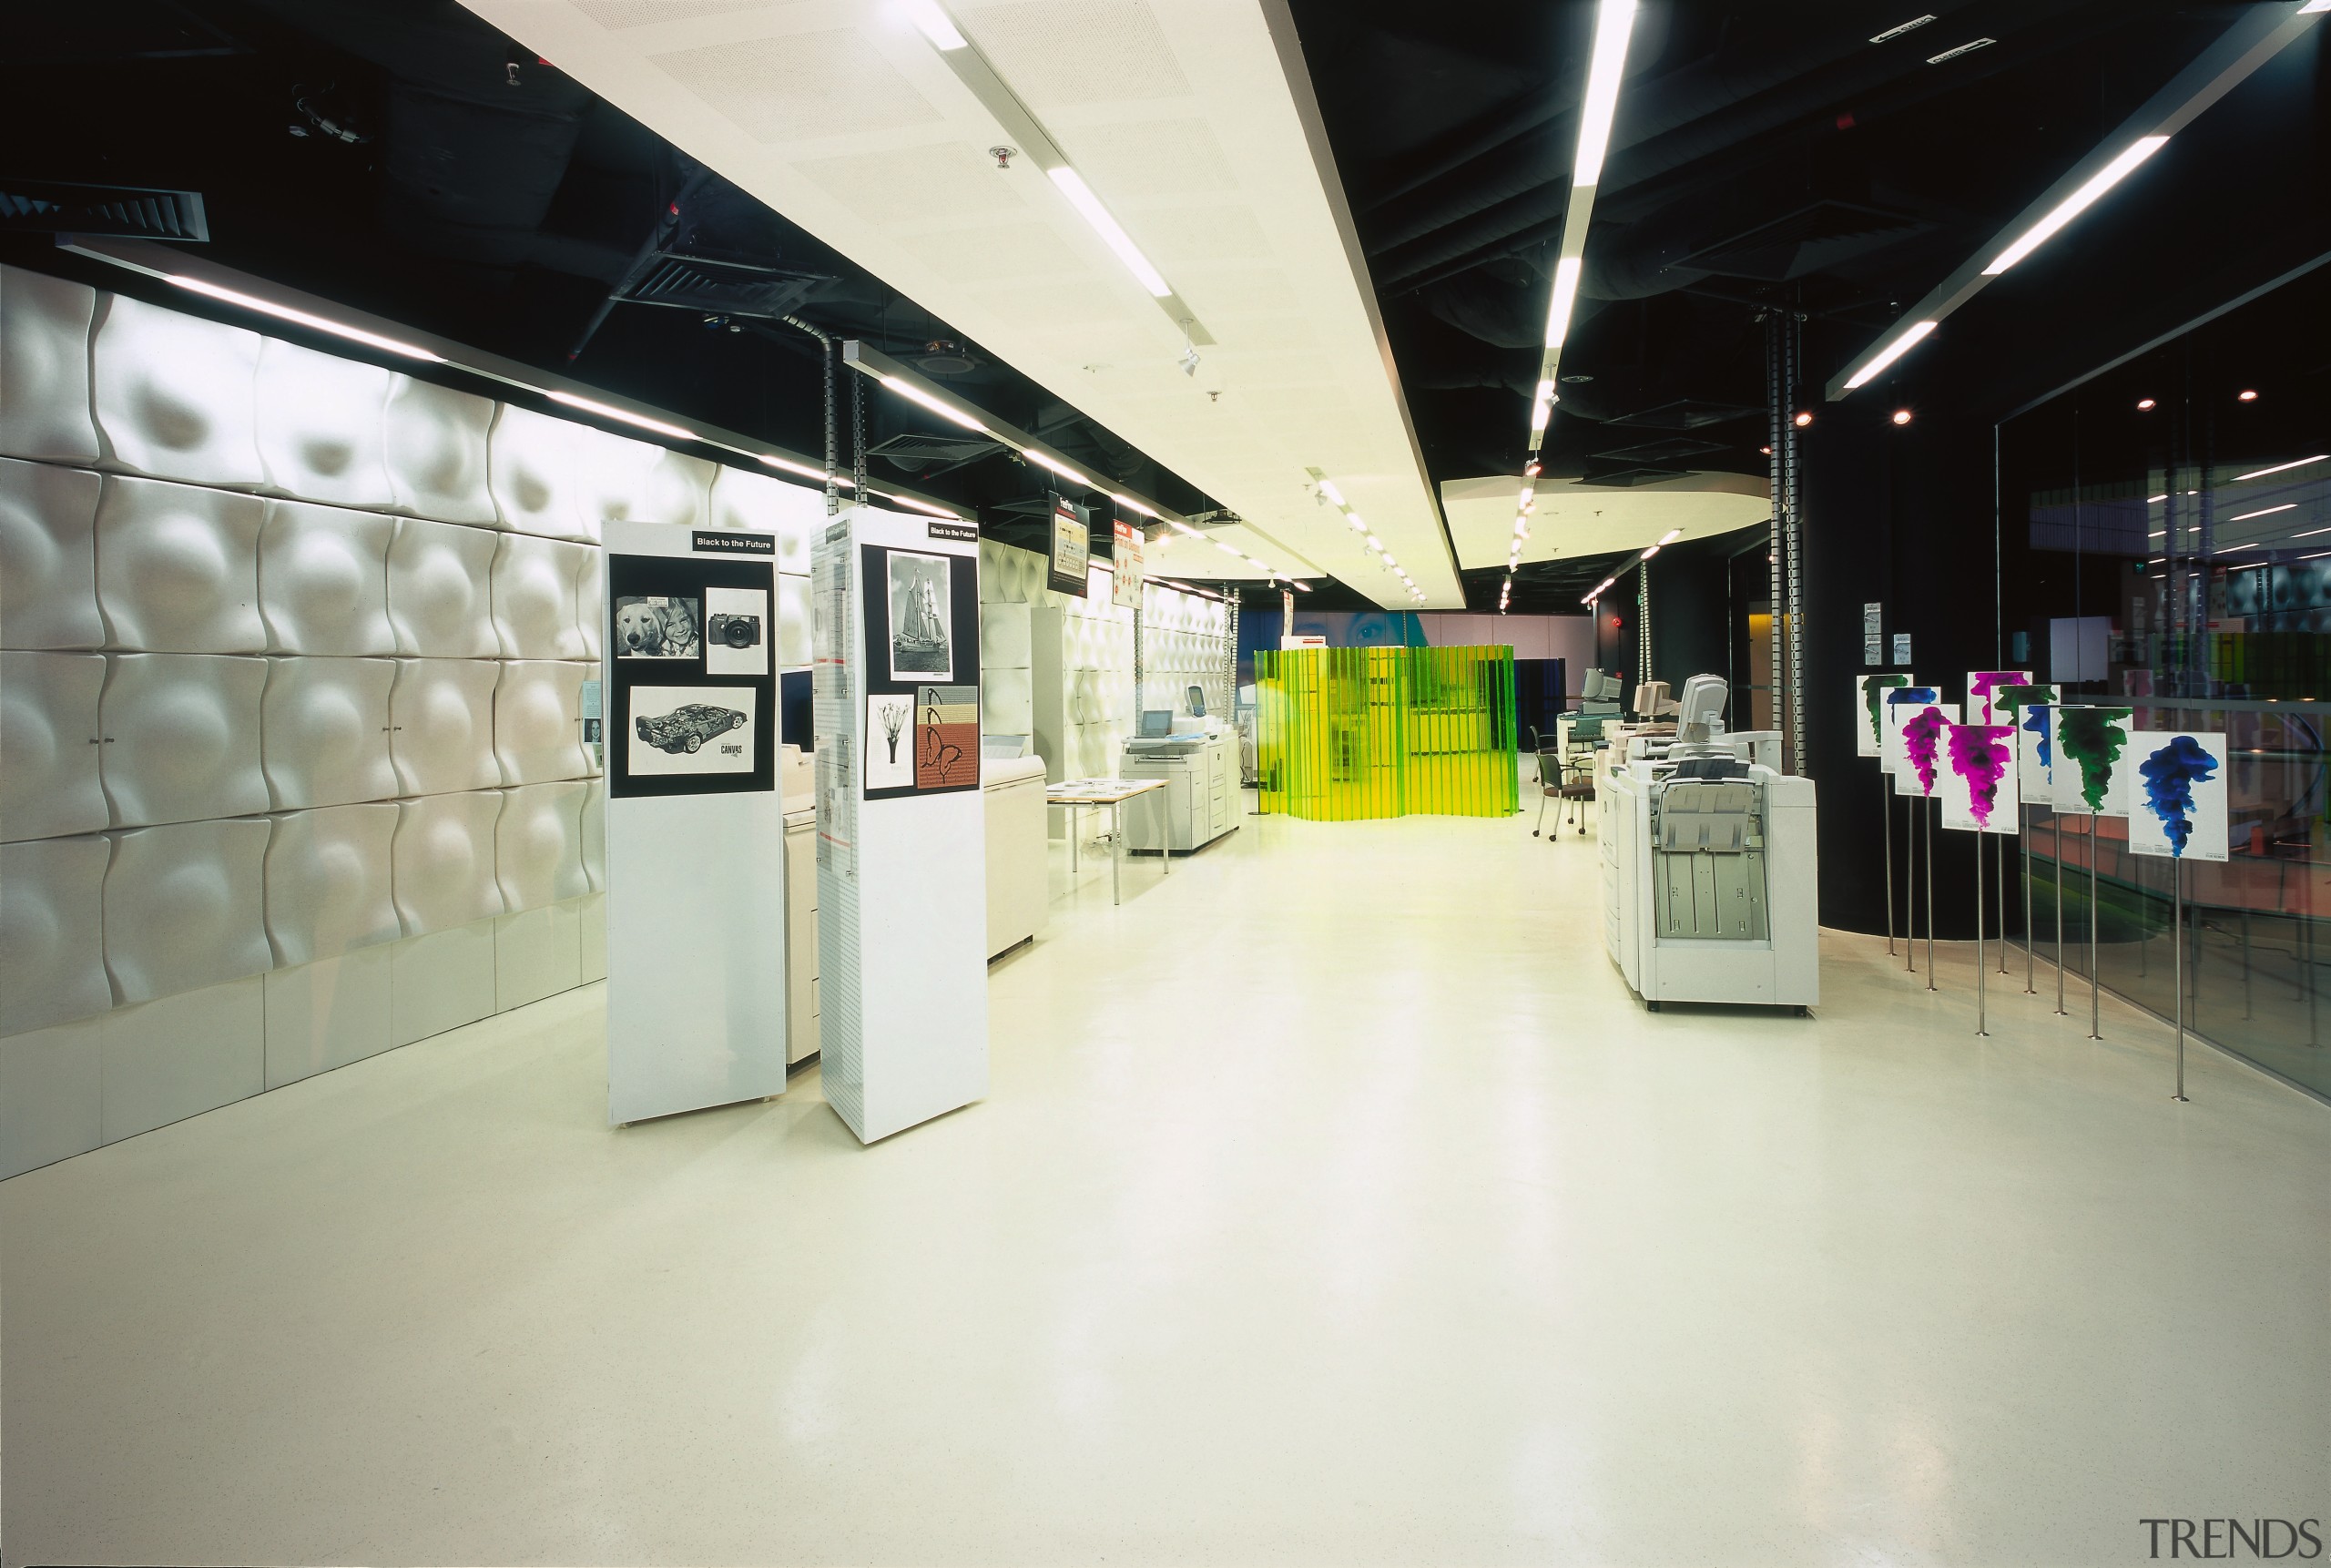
[602,523,788,1127]
[2127,731,2229,861]
[1855,672,1910,757]
[1112,518,1145,610]
[2052,705,2136,815]
[1966,669,2034,725]
[1881,688,1952,795]
[1939,723,2019,832]
[1995,683,2059,797]
[1047,494,1090,596]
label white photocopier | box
[1600,675,1818,1012]
[1119,705,1238,856]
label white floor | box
[5,809,2327,1566]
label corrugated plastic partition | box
[1257,646,1518,820]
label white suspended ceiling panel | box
[460,0,1455,606]
[1442,472,1772,573]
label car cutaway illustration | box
[636,703,747,755]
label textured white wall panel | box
[258,500,395,655]
[981,601,1032,670]
[488,404,585,539]
[495,779,590,913]
[707,464,819,573]
[776,570,809,669]
[580,777,606,891]
[383,372,496,524]
[580,429,711,535]
[984,665,1033,735]
[90,293,263,487]
[260,657,397,809]
[0,458,105,650]
[391,790,506,935]
[491,532,589,659]
[0,651,107,842]
[0,266,99,463]
[254,337,394,507]
[386,516,500,657]
[388,657,501,797]
[262,803,400,965]
[95,474,266,653]
[97,653,269,828]
[0,834,113,1034]
[102,818,272,1004]
[493,659,592,784]
[576,545,605,659]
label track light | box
[1983,137,2169,275]
[1890,408,1913,426]
[2238,389,2260,402]
[2137,398,2157,411]
[1793,411,1814,428]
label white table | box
[1047,778,1170,905]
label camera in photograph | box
[707,612,761,649]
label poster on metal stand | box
[1885,689,1954,986]
[2054,705,2135,1039]
[603,522,787,1125]
[1939,720,2018,1033]
[812,504,988,1144]
[1999,683,2058,994]
[1855,674,1909,953]
[2126,729,2228,1101]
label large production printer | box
[1600,674,1817,1012]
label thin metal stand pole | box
[1884,776,1896,956]
[1924,799,1937,991]
[1977,830,1989,1033]
[2021,805,2037,993]
[2054,813,2069,1014]
[1996,835,2010,973]
[2088,820,2103,1040]
[2173,859,2189,1101]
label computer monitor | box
[1581,669,1621,702]
[1139,709,1174,738]
[1634,679,1674,719]
[1676,674,1728,742]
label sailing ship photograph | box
[887,550,953,682]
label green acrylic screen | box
[1255,646,1519,820]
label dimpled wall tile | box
[0,266,99,463]
[495,780,590,913]
[981,602,1032,670]
[260,657,397,809]
[258,500,395,655]
[491,532,588,659]
[777,571,809,668]
[98,653,269,828]
[1,652,107,842]
[95,475,266,653]
[383,372,496,524]
[493,660,590,785]
[579,429,712,536]
[576,546,605,659]
[90,292,264,487]
[387,658,502,797]
[708,464,819,573]
[0,834,113,1034]
[580,778,606,891]
[487,404,585,540]
[262,802,400,965]
[254,337,395,507]
[102,817,273,1004]
[386,516,500,657]
[984,666,1033,735]
[391,789,506,935]
[0,458,106,649]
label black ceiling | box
[1282,0,2331,610]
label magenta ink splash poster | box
[1884,693,1957,797]
[1939,722,2020,833]
[2126,731,2228,861]
[1964,669,2033,726]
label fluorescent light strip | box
[545,390,697,442]
[167,274,446,362]
[1926,37,1995,65]
[1112,493,1157,518]
[1543,257,1583,349]
[883,493,966,522]
[2290,525,2331,539]
[2229,503,2298,522]
[758,453,856,490]
[1573,0,1639,186]
[1024,449,1091,487]
[1048,167,1171,298]
[1870,15,1937,43]
[1984,136,2170,275]
[2234,455,2328,482]
[879,374,988,434]
[1844,320,1939,389]
[904,0,968,49]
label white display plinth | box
[603,521,787,1125]
[811,506,988,1142]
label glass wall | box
[1255,646,1518,820]
[2006,266,2331,1098]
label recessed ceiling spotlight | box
[1890,408,1913,426]
[1794,411,1814,428]
[2136,398,2157,411]
[2238,389,2259,402]
[1760,444,1773,455]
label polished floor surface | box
[5,809,2327,1566]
